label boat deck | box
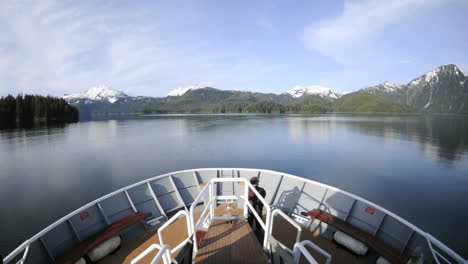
[99,205,245,264]
[98,207,382,264]
[194,219,268,264]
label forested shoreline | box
[137,88,413,115]
[0,94,79,127]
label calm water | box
[1,114,467,258]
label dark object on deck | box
[54,211,150,264]
[307,209,409,264]
[174,239,194,264]
[248,184,266,230]
[195,219,268,264]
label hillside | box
[333,92,415,113]
[286,95,332,114]
[139,89,412,114]
[139,88,294,113]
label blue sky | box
[0,0,467,97]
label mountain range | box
[64,64,467,115]
[360,64,467,113]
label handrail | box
[189,177,272,254]
[293,240,332,264]
[425,233,466,264]
[15,245,29,264]
[130,243,171,264]
[4,168,467,264]
[270,209,302,251]
[210,177,272,250]
[189,182,213,254]
[158,210,192,254]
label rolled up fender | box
[73,257,86,264]
[87,235,121,262]
[334,231,368,255]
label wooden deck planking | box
[100,205,244,264]
[194,219,268,264]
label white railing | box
[189,177,272,254]
[130,243,171,264]
[13,245,29,264]
[269,208,302,254]
[158,210,192,255]
[132,210,192,264]
[4,168,467,264]
[293,240,332,264]
[189,183,213,236]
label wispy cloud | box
[0,0,277,97]
[256,16,274,32]
[302,0,442,64]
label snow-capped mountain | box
[363,81,405,92]
[168,85,204,96]
[408,64,465,88]
[405,64,467,112]
[64,85,128,104]
[360,64,468,113]
[285,85,342,100]
[360,81,407,103]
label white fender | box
[73,257,86,264]
[376,256,391,264]
[87,235,121,262]
[334,231,368,255]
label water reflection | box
[288,117,338,144]
[287,115,468,164]
[350,116,468,163]
[1,114,467,258]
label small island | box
[0,94,79,127]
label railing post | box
[97,202,111,225]
[426,237,442,264]
[147,182,167,219]
[244,181,248,218]
[209,182,214,219]
[263,206,271,250]
[125,191,137,212]
[210,182,216,218]
[169,175,187,210]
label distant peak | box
[168,85,204,96]
[285,85,341,99]
[63,85,127,103]
[409,64,463,86]
[362,81,405,92]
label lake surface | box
[1,114,467,258]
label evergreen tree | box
[0,94,79,127]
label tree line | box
[0,94,79,126]
[211,100,328,114]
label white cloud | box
[0,0,277,97]
[302,0,441,63]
